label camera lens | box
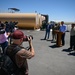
[23,35,33,41]
[29,35,33,40]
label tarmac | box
[22,29,75,75]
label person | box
[5,30,35,75]
[5,21,10,33]
[0,21,10,53]
[68,23,75,50]
[59,21,67,46]
[9,21,15,33]
[44,23,51,40]
[0,21,4,29]
[51,23,58,42]
[57,22,60,30]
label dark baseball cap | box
[11,30,26,39]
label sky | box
[0,0,75,22]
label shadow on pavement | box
[40,39,46,40]
[62,49,73,52]
[49,44,59,48]
[62,49,75,56]
[68,52,75,56]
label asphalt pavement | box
[22,30,75,75]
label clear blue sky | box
[0,0,75,22]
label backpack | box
[0,45,20,75]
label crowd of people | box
[0,21,35,75]
[44,21,75,49]
[0,20,75,75]
[0,21,18,52]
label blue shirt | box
[59,24,67,33]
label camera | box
[23,35,33,41]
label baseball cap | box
[11,30,26,39]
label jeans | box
[44,31,50,39]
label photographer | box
[5,30,35,75]
[0,21,10,53]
